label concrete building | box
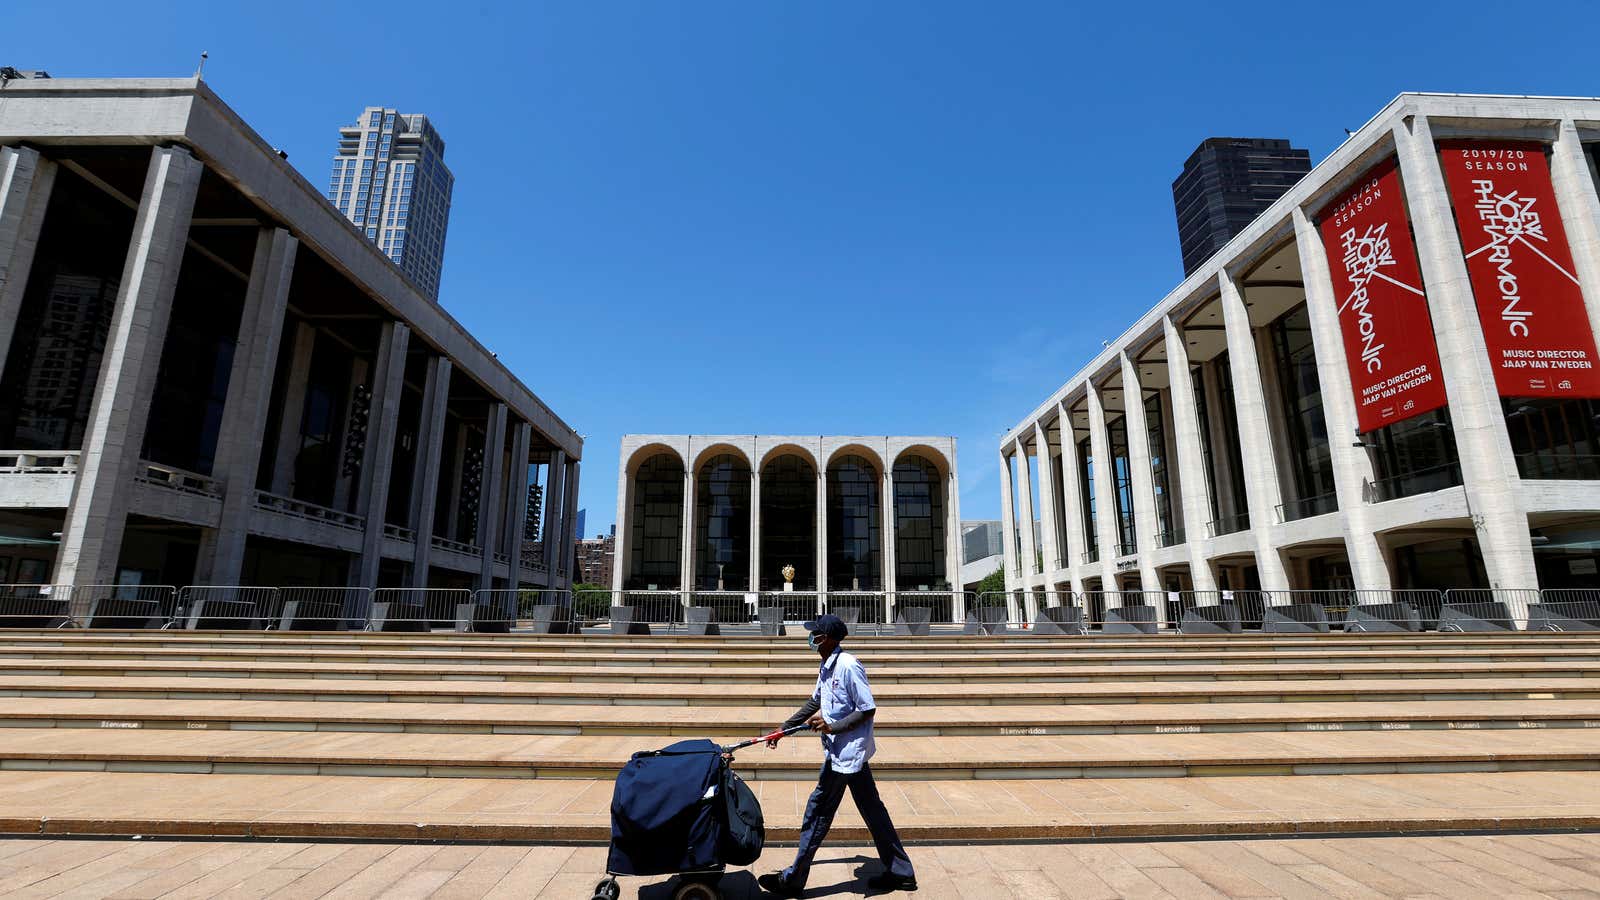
[329,107,453,301]
[613,436,960,610]
[1002,93,1600,623]
[0,77,581,592]
[1174,138,1311,276]
[575,533,614,587]
[959,520,1004,590]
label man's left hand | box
[806,713,832,734]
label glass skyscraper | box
[1172,137,1310,276]
[327,107,454,300]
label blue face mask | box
[808,633,824,650]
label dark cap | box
[803,614,848,641]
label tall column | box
[195,227,298,584]
[816,466,828,598]
[1086,382,1120,600]
[1163,315,1219,592]
[1032,421,1061,578]
[407,356,452,588]
[541,449,567,574]
[0,146,57,379]
[880,465,897,610]
[268,322,317,496]
[474,402,507,590]
[1550,121,1600,362]
[1292,207,1391,591]
[1394,115,1538,602]
[1119,354,1163,600]
[997,446,1019,588]
[1219,271,1291,593]
[944,463,962,619]
[353,322,411,589]
[749,468,761,591]
[560,460,580,587]
[54,147,202,587]
[1054,404,1087,595]
[612,459,631,593]
[504,422,531,585]
[1014,437,1038,583]
[679,464,695,600]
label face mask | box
[808,633,824,650]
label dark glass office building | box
[1172,138,1311,275]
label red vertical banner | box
[1317,157,1449,432]
[1438,141,1600,398]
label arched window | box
[827,454,881,591]
[695,454,751,590]
[893,455,946,589]
[627,453,683,589]
[759,454,816,590]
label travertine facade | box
[0,78,580,591]
[1001,93,1600,623]
[614,435,960,614]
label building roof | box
[0,76,581,459]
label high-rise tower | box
[328,107,454,300]
[1172,137,1310,276]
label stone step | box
[5,673,1596,705]
[1,769,1597,841]
[7,644,1600,667]
[3,696,1598,736]
[1,726,1597,780]
[3,657,1599,683]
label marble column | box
[55,147,203,587]
[195,227,297,584]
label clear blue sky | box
[9,1,1599,536]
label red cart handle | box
[722,723,813,755]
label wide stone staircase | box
[0,630,1598,843]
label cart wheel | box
[592,877,621,900]
[671,880,721,900]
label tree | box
[973,568,1006,596]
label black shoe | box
[758,872,805,897]
[866,873,918,893]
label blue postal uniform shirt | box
[813,648,876,773]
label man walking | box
[758,614,916,896]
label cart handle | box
[722,723,813,754]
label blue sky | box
[9,1,1600,535]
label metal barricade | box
[1531,588,1600,632]
[971,591,1028,629]
[368,588,471,632]
[0,584,181,629]
[276,587,368,631]
[615,590,683,629]
[178,586,280,630]
[522,588,578,633]
[1104,590,1169,633]
[1264,590,1354,633]
[0,583,77,628]
[887,591,958,626]
[1441,588,1536,632]
[466,589,524,633]
[75,585,179,628]
[690,591,758,626]
[1174,591,1242,634]
[1343,589,1440,632]
[759,589,820,622]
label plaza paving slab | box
[2,770,1600,841]
[4,833,1600,898]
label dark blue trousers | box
[782,760,914,887]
